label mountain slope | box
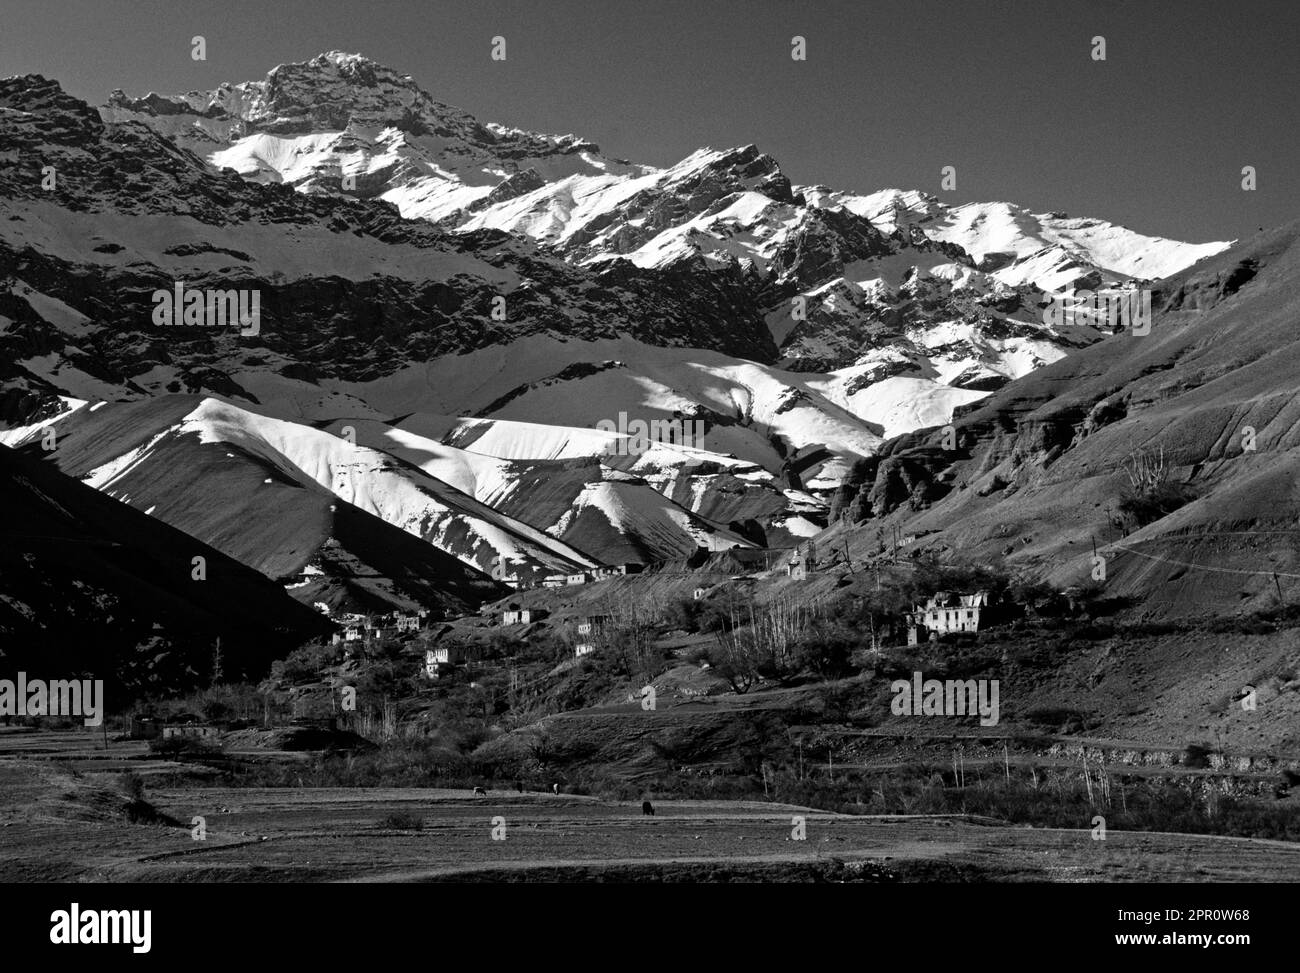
[9,396,507,614]
[9,395,593,586]
[825,220,1300,617]
[318,416,767,562]
[0,441,334,692]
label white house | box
[423,644,465,677]
[393,612,425,633]
[576,614,613,637]
[906,590,996,644]
[591,563,644,580]
[501,608,547,626]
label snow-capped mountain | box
[104,52,1229,383]
[0,54,1234,615]
[806,190,1231,289]
[102,51,649,220]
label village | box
[317,538,1032,688]
[112,533,1041,749]
[493,561,645,590]
[9,530,1297,888]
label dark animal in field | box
[515,780,524,793]
[642,801,655,816]
[473,786,487,796]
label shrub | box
[697,603,735,634]
[267,641,340,687]
[663,597,704,633]
[119,771,145,801]
[793,624,856,679]
[200,698,231,723]
[123,798,175,826]
[1182,743,1212,769]
[1118,481,1196,528]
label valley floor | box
[1,752,1296,883]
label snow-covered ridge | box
[100,52,1230,386]
[104,52,1229,294]
[103,51,650,221]
[174,397,597,574]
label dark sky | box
[3,0,1295,243]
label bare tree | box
[711,593,825,690]
[1123,444,1167,494]
[527,725,555,770]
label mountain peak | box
[103,51,478,139]
[99,53,635,219]
[313,50,383,69]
